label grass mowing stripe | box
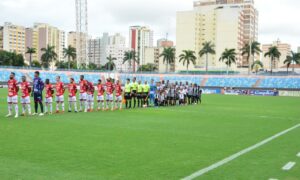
[182,123,300,180]
[282,162,296,171]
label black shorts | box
[143,93,148,99]
[137,93,143,99]
[132,90,137,97]
[34,93,43,102]
[124,93,131,100]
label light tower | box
[75,0,89,68]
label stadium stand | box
[28,72,69,84]
[0,70,24,82]
[259,78,300,89]
[1,70,300,89]
[205,77,259,88]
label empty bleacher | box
[205,77,258,88]
[259,78,300,89]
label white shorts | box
[87,94,94,102]
[80,92,87,100]
[45,97,53,104]
[106,94,113,101]
[56,95,64,102]
[97,95,104,101]
[21,96,30,104]
[7,95,18,104]
[115,95,122,102]
[69,96,77,102]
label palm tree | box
[179,50,197,74]
[159,47,175,73]
[219,48,237,75]
[264,46,281,75]
[251,60,263,75]
[26,47,36,67]
[241,41,262,74]
[123,50,138,72]
[105,55,117,71]
[41,45,58,68]
[284,51,300,75]
[199,41,216,73]
[63,45,76,70]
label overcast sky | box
[0,0,299,50]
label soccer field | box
[0,89,299,180]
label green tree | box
[41,45,57,68]
[88,63,97,70]
[264,46,281,75]
[251,60,263,75]
[219,48,237,75]
[199,41,216,72]
[241,41,262,74]
[32,60,42,68]
[123,50,138,72]
[26,47,36,67]
[63,45,76,70]
[105,55,117,71]
[284,51,300,75]
[179,50,197,73]
[0,51,25,66]
[159,47,175,73]
[138,63,158,72]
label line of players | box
[124,78,202,108]
[6,71,202,118]
[6,71,123,118]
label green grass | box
[0,89,299,180]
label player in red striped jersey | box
[6,72,19,118]
[45,79,54,114]
[87,81,95,112]
[114,80,123,110]
[20,76,31,116]
[105,78,114,111]
[79,75,88,112]
[68,78,78,113]
[55,76,65,113]
[97,79,105,111]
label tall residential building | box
[106,33,129,72]
[129,26,154,71]
[144,47,175,73]
[0,26,3,50]
[262,40,291,70]
[25,23,65,63]
[2,22,26,56]
[67,31,77,49]
[88,38,101,66]
[176,0,258,72]
[100,33,109,65]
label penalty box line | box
[182,123,300,180]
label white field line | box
[282,162,296,171]
[297,152,300,157]
[182,123,300,180]
[269,178,278,180]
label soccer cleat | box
[14,114,19,118]
[32,113,38,116]
[21,113,25,117]
[56,110,60,114]
[75,111,78,113]
[5,114,12,118]
[68,110,72,113]
[39,113,44,117]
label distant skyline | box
[0,0,299,50]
